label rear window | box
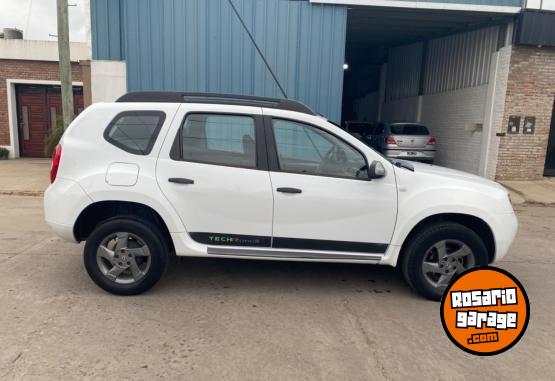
[390,124,429,135]
[104,111,166,155]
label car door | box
[156,104,274,247]
[265,113,397,256]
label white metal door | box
[157,105,274,247]
[267,116,397,253]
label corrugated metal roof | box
[91,0,347,123]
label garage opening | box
[16,84,84,157]
[341,6,513,176]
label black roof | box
[116,91,316,116]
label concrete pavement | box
[0,195,554,380]
[501,178,555,205]
[0,159,50,196]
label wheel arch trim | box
[384,211,496,267]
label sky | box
[0,0,86,42]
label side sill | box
[207,247,383,261]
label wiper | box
[392,159,415,172]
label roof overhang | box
[344,5,515,65]
[310,0,521,14]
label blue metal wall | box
[91,0,347,123]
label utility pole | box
[56,0,74,129]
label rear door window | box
[176,114,257,168]
[104,111,166,155]
[390,124,430,135]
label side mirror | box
[368,160,386,179]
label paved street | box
[0,160,554,380]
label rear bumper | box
[44,178,92,243]
[384,149,436,162]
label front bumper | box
[384,149,436,162]
[491,211,518,262]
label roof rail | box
[116,91,316,116]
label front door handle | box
[277,187,302,194]
[168,177,194,184]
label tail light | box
[385,135,396,145]
[427,137,437,145]
[50,145,62,183]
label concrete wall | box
[0,40,90,62]
[90,61,127,103]
[496,45,555,180]
[421,86,488,174]
[380,88,488,175]
[479,45,512,179]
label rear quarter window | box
[104,111,166,155]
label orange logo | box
[440,267,529,356]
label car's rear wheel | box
[401,222,488,301]
[84,217,169,295]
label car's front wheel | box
[400,222,489,300]
[84,217,169,295]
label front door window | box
[272,119,368,180]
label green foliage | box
[0,147,9,159]
[44,116,65,157]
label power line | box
[226,0,288,99]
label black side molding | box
[273,237,388,254]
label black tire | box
[400,222,488,301]
[84,217,169,295]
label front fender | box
[382,170,516,266]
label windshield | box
[390,124,429,135]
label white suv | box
[44,92,518,300]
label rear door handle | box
[276,187,302,194]
[168,177,194,184]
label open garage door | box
[341,6,515,177]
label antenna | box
[226,0,288,99]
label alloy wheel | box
[421,239,475,293]
[96,232,151,284]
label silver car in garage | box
[369,122,436,163]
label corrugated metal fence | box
[91,0,347,123]
[423,26,500,94]
[385,42,423,101]
[386,25,502,100]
